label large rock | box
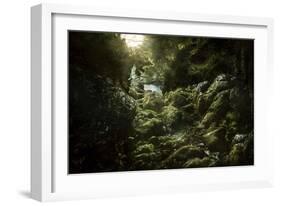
[142,91,164,112]
[200,90,230,128]
[163,145,206,168]
[202,127,228,152]
[195,81,210,93]
[183,157,216,168]
[228,143,244,165]
[160,105,182,132]
[134,115,165,138]
[134,143,155,154]
[206,74,232,94]
[196,74,233,115]
[131,143,158,170]
[133,107,165,137]
[164,88,194,107]
[149,132,186,150]
[227,132,253,165]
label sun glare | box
[121,34,144,48]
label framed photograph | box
[31,3,274,201]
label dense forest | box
[68,31,254,174]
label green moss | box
[201,90,230,128]
[164,88,195,107]
[142,92,164,112]
[201,112,216,128]
[206,74,231,94]
[228,143,244,165]
[181,103,195,114]
[196,94,210,115]
[134,143,155,154]
[183,157,216,168]
[135,117,164,137]
[202,127,228,152]
[208,90,229,112]
[163,145,205,168]
[160,105,182,131]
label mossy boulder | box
[161,105,182,131]
[196,74,233,116]
[196,94,209,115]
[208,90,230,112]
[135,117,164,137]
[195,81,210,93]
[231,134,247,145]
[131,143,158,169]
[134,143,155,154]
[206,74,232,94]
[183,157,216,168]
[135,108,158,119]
[227,132,253,165]
[149,132,186,149]
[133,107,165,137]
[164,88,193,107]
[202,127,228,152]
[163,145,205,168]
[200,90,230,128]
[228,143,245,165]
[142,91,164,112]
[181,103,195,113]
[161,132,186,148]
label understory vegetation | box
[68,31,254,173]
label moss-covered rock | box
[134,117,164,137]
[142,91,164,112]
[181,103,195,113]
[183,157,216,168]
[195,81,210,93]
[227,132,253,165]
[163,145,206,168]
[206,74,232,94]
[134,143,155,154]
[160,105,182,131]
[162,132,186,148]
[164,88,193,107]
[200,90,230,128]
[149,132,186,149]
[196,94,209,115]
[130,143,158,170]
[202,127,228,152]
[228,143,244,165]
[196,74,234,116]
[136,108,158,119]
[231,134,247,145]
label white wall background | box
[0,0,280,205]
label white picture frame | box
[31,3,274,202]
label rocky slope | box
[127,73,253,170]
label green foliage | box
[69,31,254,173]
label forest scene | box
[68,31,254,174]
